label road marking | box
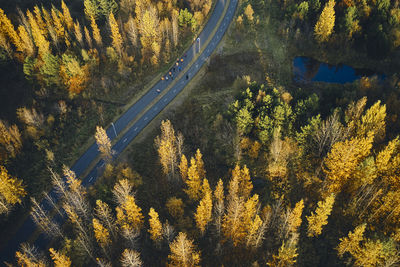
[123,138,127,143]
[144,117,148,121]
[173,89,177,93]
[154,106,158,111]
[89,177,93,182]
[181,81,184,85]
[134,127,138,131]
[164,98,168,102]
[100,162,105,167]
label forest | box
[2,0,400,266]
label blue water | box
[293,56,384,84]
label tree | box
[61,0,73,30]
[307,194,335,237]
[16,243,46,267]
[268,235,299,267]
[51,7,65,43]
[120,249,143,267]
[84,0,100,20]
[287,199,304,235]
[125,15,138,48]
[49,248,72,267]
[155,120,179,181]
[336,224,366,258]
[194,181,212,234]
[168,232,201,267]
[31,197,63,238]
[185,157,202,201]
[95,126,113,161]
[139,6,161,62]
[116,195,144,232]
[74,21,84,47]
[27,10,50,56]
[0,166,26,214]
[214,179,224,235]
[113,179,133,205]
[244,4,254,22]
[91,15,102,47]
[148,207,163,242]
[0,8,23,52]
[323,133,373,194]
[356,100,386,143]
[17,25,34,57]
[84,26,93,48]
[99,0,118,17]
[166,197,185,219]
[0,120,22,161]
[93,218,111,247]
[314,0,336,43]
[109,12,123,55]
[94,199,116,238]
[179,154,188,181]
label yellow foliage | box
[268,240,299,267]
[93,218,111,247]
[51,8,65,40]
[323,133,373,194]
[288,199,304,234]
[61,0,73,30]
[116,195,144,232]
[0,8,23,52]
[185,157,202,201]
[336,224,366,258]
[49,248,72,267]
[307,194,335,237]
[95,126,112,161]
[232,164,253,199]
[214,179,224,203]
[0,166,26,214]
[90,15,102,47]
[27,10,50,56]
[314,0,336,43]
[168,232,201,267]
[194,188,212,234]
[148,207,163,242]
[179,154,188,181]
[356,101,386,143]
[166,197,184,219]
[244,4,254,22]
[109,12,123,54]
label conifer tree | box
[307,194,335,237]
[93,218,111,247]
[16,243,46,267]
[314,0,336,43]
[287,199,304,235]
[74,21,84,47]
[268,235,299,267]
[179,154,188,181]
[0,8,23,52]
[61,1,73,30]
[120,249,143,267]
[337,224,366,258]
[17,25,34,56]
[109,12,123,55]
[49,248,72,267]
[84,26,93,48]
[166,197,185,219]
[195,180,213,234]
[168,232,201,267]
[51,7,65,42]
[116,195,144,232]
[155,120,179,181]
[0,120,22,160]
[112,179,133,205]
[148,207,163,242]
[185,157,202,201]
[91,15,102,47]
[0,165,26,214]
[214,179,224,235]
[27,10,50,56]
[95,126,113,161]
[94,199,116,238]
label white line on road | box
[123,138,127,143]
[164,98,168,102]
[181,81,184,85]
[173,89,177,93]
[144,117,148,121]
[100,162,105,167]
[134,127,138,131]
[89,177,93,182]
[154,106,158,111]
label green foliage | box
[178,8,196,30]
[40,53,60,86]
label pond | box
[293,56,385,84]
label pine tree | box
[0,165,26,214]
[287,199,304,235]
[214,179,224,235]
[307,194,335,237]
[91,15,102,47]
[232,164,253,199]
[27,10,50,56]
[195,181,213,234]
[179,154,188,181]
[84,0,100,20]
[31,197,63,238]
[95,126,113,161]
[16,243,46,267]
[61,1,73,30]
[268,235,299,267]
[0,8,23,52]
[356,100,386,143]
[195,149,206,180]
[0,120,22,161]
[323,133,373,194]
[116,195,144,232]
[166,197,185,219]
[17,25,34,56]
[155,120,178,181]
[84,26,93,48]
[49,248,72,267]
[33,6,47,37]
[74,21,83,47]
[51,7,65,42]
[337,224,366,258]
[93,218,111,247]
[314,0,336,43]
[125,15,137,48]
[94,199,116,238]
[148,207,163,242]
[112,179,133,205]
[120,249,143,267]
[109,12,123,55]
[168,232,201,267]
[185,157,202,201]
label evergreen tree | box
[314,0,336,43]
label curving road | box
[0,0,238,263]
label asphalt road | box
[0,0,238,263]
